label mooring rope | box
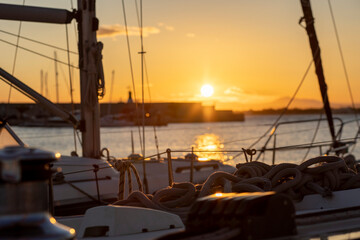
[113,154,360,220]
[114,160,143,200]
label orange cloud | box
[223,86,277,104]
[165,26,175,31]
[98,24,160,38]
[157,22,174,31]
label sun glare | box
[201,84,214,97]
[193,134,226,161]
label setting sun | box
[201,84,214,97]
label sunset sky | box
[0,0,359,111]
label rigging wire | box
[0,38,79,69]
[253,46,324,161]
[123,0,151,194]
[144,56,161,159]
[232,55,316,161]
[134,0,160,159]
[327,0,359,153]
[121,0,144,154]
[140,0,146,160]
[65,24,79,154]
[0,75,41,105]
[134,0,141,28]
[69,0,79,44]
[301,112,323,162]
[139,0,149,194]
[254,55,314,150]
[0,29,78,55]
[327,0,358,125]
[58,62,71,95]
[5,0,25,120]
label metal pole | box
[166,149,174,187]
[272,134,276,165]
[131,131,134,154]
[190,147,194,183]
[93,164,100,202]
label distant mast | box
[44,72,48,98]
[300,0,336,143]
[54,51,59,103]
[0,2,103,158]
[107,70,115,115]
[40,70,44,95]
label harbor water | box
[13,114,360,166]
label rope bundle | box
[232,155,360,200]
[113,155,360,219]
[113,182,197,219]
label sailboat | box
[1,0,360,239]
[0,0,236,217]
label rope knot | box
[242,148,257,162]
[115,160,131,172]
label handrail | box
[257,117,346,160]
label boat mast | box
[107,70,115,115]
[54,51,59,103]
[0,2,103,158]
[77,0,103,158]
[300,0,336,143]
[40,70,44,95]
[45,72,49,98]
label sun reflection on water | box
[191,133,228,161]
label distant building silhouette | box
[2,101,245,127]
[127,91,133,104]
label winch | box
[0,146,75,239]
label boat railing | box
[101,116,360,190]
[106,149,230,185]
[257,117,360,164]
